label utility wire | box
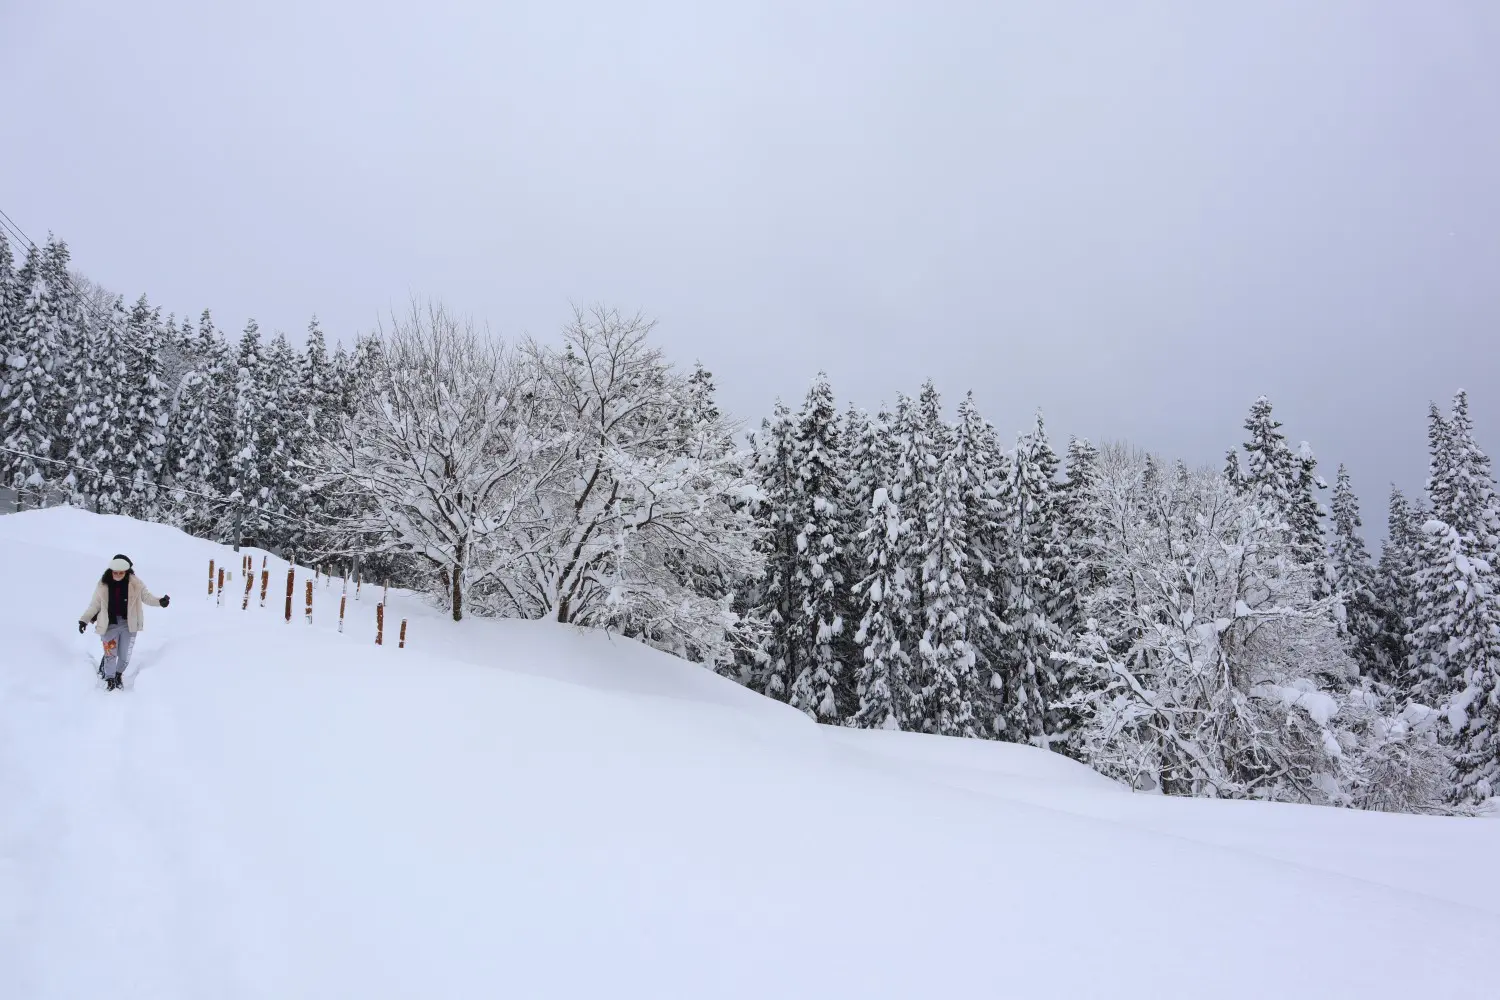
[0,204,137,332]
[0,206,32,248]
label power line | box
[0,204,126,332]
[0,215,29,250]
[0,206,32,248]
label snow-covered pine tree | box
[994,412,1070,748]
[1223,448,1243,490]
[329,340,354,420]
[1326,465,1382,678]
[345,333,384,417]
[300,317,339,441]
[848,406,917,729]
[120,295,169,518]
[0,230,19,414]
[67,296,130,513]
[227,319,270,539]
[1,239,68,498]
[885,390,944,720]
[1234,395,1327,565]
[1372,487,1422,687]
[168,314,231,535]
[196,311,237,500]
[746,401,800,700]
[59,301,101,508]
[1409,391,1500,804]
[257,331,309,552]
[917,391,979,738]
[1409,402,1464,708]
[1046,434,1109,752]
[950,396,1007,718]
[1418,518,1500,805]
[1059,436,1103,629]
[839,401,875,685]
[787,373,849,721]
[43,239,91,472]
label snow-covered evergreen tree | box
[1408,391,1500,804]
[948,393,1008,728]
[1233,396,1327,565]
[850,480,914,730]
[66,296,130,513]
[300,317,338,440]
[330,340,355,419]
[1327,465,1382,677]
[848,408,917,729]
[1372,487,1422,687]
[167,312,231,534]
[260,331,306,549]
[0,231,20,416]
[918,411,979,738]
[2,239,71,497]
[1409,402,1467,708]
[746,401,799,700]
[886,391,943,696]
[786,374,849,721]
[227,319,271,536]
[994,413,1070,747]
[1059,436,1103,629]
[120,295,169,517]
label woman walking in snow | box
[78,554,170,690]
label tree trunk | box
[451,540,465,622]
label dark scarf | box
[106,574,131,625]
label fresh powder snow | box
[1,507,1497,999]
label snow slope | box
[1,508,1496,999]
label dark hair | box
[100,554,134,585]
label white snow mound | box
[1,508,1497,999]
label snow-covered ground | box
[1,508,1496,1000]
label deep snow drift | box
[1,508,1496,999]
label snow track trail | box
[1,623,291,999]
[2,510,1498,999]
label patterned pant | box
[100,623,136,680]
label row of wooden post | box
[209,556,406,648]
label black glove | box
[78,621,87,634]
[159,595,171,608]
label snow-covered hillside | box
[2,509,1496,999]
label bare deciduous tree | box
[317,300,557,621]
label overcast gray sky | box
[4,0,1497,541]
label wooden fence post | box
[259,569,269,608]
[305,580,314,624]
[216,567,225,605]
[242,570,253,611]
[376,602,384,645]
[208,559,215,598]
[338,593,347,633]
[399,619,407,649]
[284,567,294,623]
